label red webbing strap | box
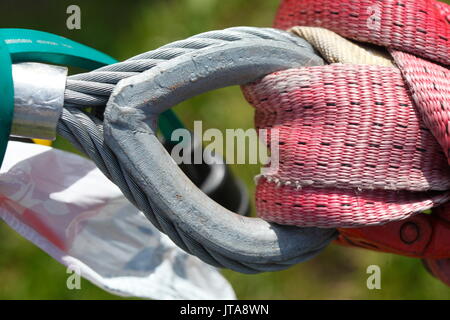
[274,0,450,66]
[243,0,450,228]
[391,50,450,163]
[244,64,450,227]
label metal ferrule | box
[11,62,67,140]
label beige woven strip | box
[289,26,395,67]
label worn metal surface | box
[12,62,67,140]
[102,28,338,273]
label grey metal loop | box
[101,27,338,273]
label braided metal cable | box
[63,27,308,108]
[57,27,336,273]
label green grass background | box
[0,0,449,299]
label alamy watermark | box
[366,265,381,290]
[66,264,82,290]
[66,5,81,30]
[170,121,280,175]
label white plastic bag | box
[0,141,235,300]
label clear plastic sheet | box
[0,141,235,300]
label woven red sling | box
[241,0,450,284]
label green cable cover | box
[0,37,14,166]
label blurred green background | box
[0,0,449,299]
